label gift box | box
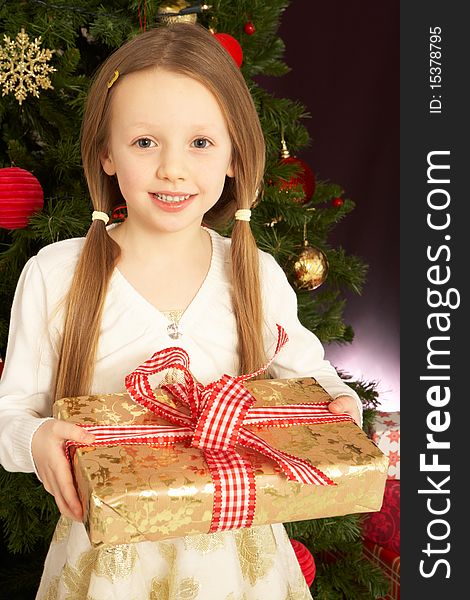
[370,411,400,479]
[362,479,400,554]
[363,539,400,600]
[54,339,388,547]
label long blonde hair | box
[54,23,267,400]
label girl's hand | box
[328,395,361,427]
[31,419,95,521]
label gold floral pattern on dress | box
[284,569,312,600]
[150,539,199,599]
[149,575,199,600]
[225,593,248,600]
[39,575,59,600]
[158,540,177,564]
[183,532,225,554]
[52,516,72,544]
[150,578,170,599]
[92,544,138,582]
[234,525,277,586]
[62,548,98,600]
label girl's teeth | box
[154,193,191,203]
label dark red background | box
[257,0,400,409]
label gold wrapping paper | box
[53,378,388,547]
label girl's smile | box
[149,191,197,211]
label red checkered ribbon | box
[67,324,353,532]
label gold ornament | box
[0,29,56,105]
[158,1,198,24]
[293,240,329,290]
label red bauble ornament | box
[244,21,256,35]
[278,139,315,203]
[213,33,243,67]
[0,167,44,230]
[280,156,316,204]
[0,357,3,379]
[332,197,344,208]
[291,539,316,587]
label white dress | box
[0,227,361,600]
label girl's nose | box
[156,147,187,182]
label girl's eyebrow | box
[189,123,220,130]
[120,119,228,140]
[126,121,158,128]
[126,120,221,131]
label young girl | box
[0,23,361,600]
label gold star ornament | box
[0,28,56,105]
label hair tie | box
[92,210,110,225]
[234,209,251,222]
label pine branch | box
[336,373,381,410]
[284,514,363,550]
[89,7,135,47]
[0,469,58,553]
[28,196,91,242]
[313,551,390,600]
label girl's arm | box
[260,252,363,426]
[0,255,94,519]
[0,256,57,473]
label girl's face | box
[101,68,234,236]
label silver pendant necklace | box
[165,309,184,339]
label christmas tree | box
[0,1,388,598]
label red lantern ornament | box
[111,203,128,222]
[0,167,44,230]
[244,21,256,35]
[279,139,316,204]
[290,539,316,587]
[332,197,344,208]
[213,33,243,67]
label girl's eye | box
[192,138,211,149]
[136,138,155,149]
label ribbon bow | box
[69,325,352,532]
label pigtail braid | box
[230,220,268,377]
[53,224,120,400]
